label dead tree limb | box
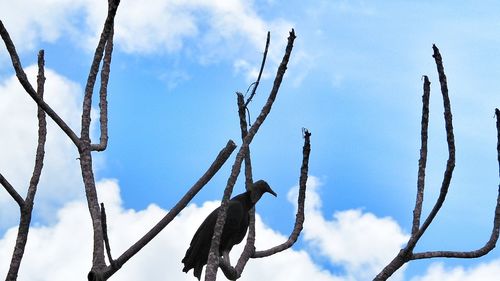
[87,140,238,280]
[204,29,297,281]
[219,129,311,280]
[4,50,47,281]
[373,45,500,280]
[91,25,114,152]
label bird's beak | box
[267,187,277,197]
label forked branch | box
[374,45,500,280]
[204,29,296,281]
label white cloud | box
[0,0,294,82]
[0,65,84,228]
[0,179,342,281]
[0,174,416,281]
[410,260,500,281]
[288,176,410,280]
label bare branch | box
[5,49,47,281]
[80,1,120,273]
[410,108,500,260]
[0,21,80,148]
[245,31,270,108]
[100,203,116,268]
[81,0,119,143]
[91,26,114,152]
[98,140,237,279]
[217,129,311,281]
[253,129,310,258]
[204,29,296,281]
[410,44,455,247]
[411,76,431,235]
[0,174,24,208]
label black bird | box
[182,180,277,280]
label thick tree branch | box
[205,29,296,281]
[98,140,237,280]
[0,21,80,148]
[80,0,120,273]
[5,50,47,281]
[411,76,431,235]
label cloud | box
[410,260,500,281]
[288,177,410,280]
[0,179,341,281]
[1,174,415,281]
[0,0,294,83]
[0,0,87,52]
[0,65,85,228]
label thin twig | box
[411,76,431,235]
[245,31,270,108]
[0,20,80,148]
[205,29,296,281]
[100,203,116,268]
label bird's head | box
[250,180,277,204]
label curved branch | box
[411,76,431,235]
[411,108,500,260]
[253,129,310,258]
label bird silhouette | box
[182,180,277,280]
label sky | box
[1,0,500,280]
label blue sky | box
[1,1,500,280]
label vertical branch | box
[205,29,296,281]
[81,0,119,141]
[79,0,120,273]
[410,45,455,245]
[411,76,431,235]
[5,50,47,281]
[91,26,114,152]
[100,203,115,268]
